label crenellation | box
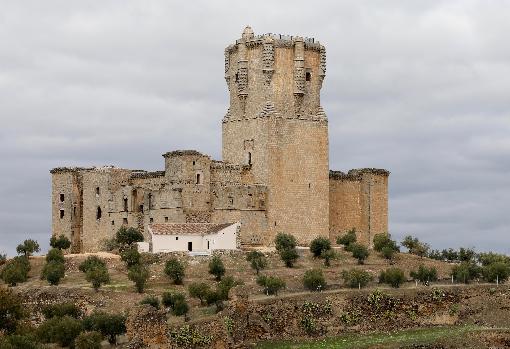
[50,26,389,252]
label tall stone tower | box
[222,27,329,245]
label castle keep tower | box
[222,27,330,244]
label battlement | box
[162,150,208,158]
[329,168,391,181]
[50,165,120,174]
[130,170,165,179]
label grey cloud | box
[1,0,509,256]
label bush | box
[303,268,326,291]
[128,264,149,293]
[188,282,210,305]
[401,235,429,257]
[75,331,102,349]
[379,267,406,288]
[16,239,40,257]
[279,247,299,268]
[164,258,185,284]
[459,247,476,262]
[217,276,241,300]
[410,265,438,285]
[85,265,110,291]
[36,315,82,347]
[482,262,510,283]
[42,303,81,319]
[78,256,106,273]
[0,334,40,349]
[321,249,337,267]
[350,243,369,264]
[120,248,141,268]
[452,262,481,284]
[441,248,459,262]
[381,246,396,261]
[256,275,286,295]
[45,248,65,264]
[162,292,189,316]
[341,269,373,288]
[373,233,400,261]
[0,257,30,286]
[42,260,65,285]
[310,237,331,258]
[82,312,126,345]
[274,233,297,251]
[50,235,71,250]
[140,295,160,309]
[204,290,221,306]
[478,252,510,266]
[0,287,24,334]
[115,227,144,247]
[208,256,226,281]
[0,254,6,266]
[336,228,356,247]
[246,251,267,275]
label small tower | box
[222,27,329,244]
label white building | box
[148,222,240,253]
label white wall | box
[204,223,239,250]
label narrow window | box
[148,193,152,210]
[175,236,179,241]
[96,187,100,196]
[235,73,239,82]
[187,242,192,251]
[165,217,169,222]
[124,198,128,211]
[306,72,311,81]
[111,220,115,226]
[228,197,234,206]
[60,209,65,219]
[207,240,210,249]
[196,173,201,185]
[150,218,153,223]
[123,218,128,225]
[192,160,196,166]
[96,206,102,220]
[248,152,252,166]
[73,206,76,216]
[59,193,65,202]
[139,204,144,213]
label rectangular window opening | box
[165,217,169,222]
[60,209,65,219]
[59,193,65,202]
[123,218,128,225]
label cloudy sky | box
[1,0,509,256]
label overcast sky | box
[1,0,509,256]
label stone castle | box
[51,27,389,253]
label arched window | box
[96,206,102,220]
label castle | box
[51,27,389,253]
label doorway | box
[187,242,192,251]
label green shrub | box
[410,265,438,285]
[128,264,149,293]
[379,267,406,288]
[42,260,65,285]
[310,237,331,258]
[170,325,212,347]
[478,252,510,266]
[381,246,396,261]
[246,251,267,275]
[256,275,286,295]
[452,262,481,284]
[188,282,210,305]
[208,255,226,281]
[336,228,356,247]
[75,331,102,349]
[0,257,30,286]
[274,233,297,251]
[84,265,110,291]
[140,295,160,309]
[16,239,40,257]
[162,292,189,316]
[373,233,400,261]
[321,249,337,267]
[279,247,299,268]
[82,311,126,345]
[217,276,240,300]
[42,303,81,319]
[0,334,40,349]
[303,268,326,291]
[482,262,510,283]
[164,258,185,284]
[49,235,71,250]
[120,247,141,268]
[341,269,373,288]
[36,315,82,347]
[0,287,24,334]
[0,254,6,266]
[459,247,476,262]
[115,227,144,246]
[401,235,429,257]
[350,243,369,264]
[205,290,221,306]
[78,256,106,273]
[45,248,65,263]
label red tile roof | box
[149,223,235,236]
